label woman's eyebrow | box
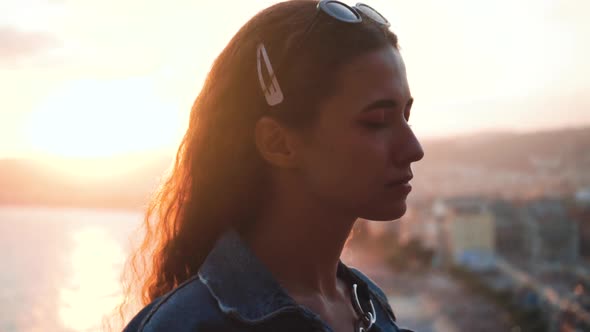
[361,99,398,112]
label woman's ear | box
[254,117,299,169]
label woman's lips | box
[386,177,413,195]
[387,182,412,195]
[386,175,413,186]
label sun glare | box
[58,226,125,331]
[25,78,181,159]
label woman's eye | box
[363,121,388,129]
[360,110,387,128]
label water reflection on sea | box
[0,206,142,332]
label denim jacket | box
[124,230,414,332]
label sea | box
[0,206,143,332]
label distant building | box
[398,198,439,249]
[524,198,579,264]
[569,195,590,260]
[437,197,496,270]
[489,200,533,262]
[575,188,590,204]
[490,197,580,266]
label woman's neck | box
[242,188,357,299]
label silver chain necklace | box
[351,283,377,332]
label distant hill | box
[1,126,589,210]
[0,153,173,210]
[412,126,590,199]
[421,126,590,171]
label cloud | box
[0,26,59,60]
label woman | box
[122,0,423,331]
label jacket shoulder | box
[123,276,237,332]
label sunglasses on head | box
[257,1,391,106]
[318,1,390,27]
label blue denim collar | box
[197,229,373,324]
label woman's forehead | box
[329,46,410,107]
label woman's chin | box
[360,200,408,222]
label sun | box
[25,77,181,159]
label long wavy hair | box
[116,0,398,327]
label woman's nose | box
[393,126,424,166]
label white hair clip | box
[256,43,284,106]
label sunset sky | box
[1,0,589,160]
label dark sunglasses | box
[318,1,390,27]
[257,1,391,106]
